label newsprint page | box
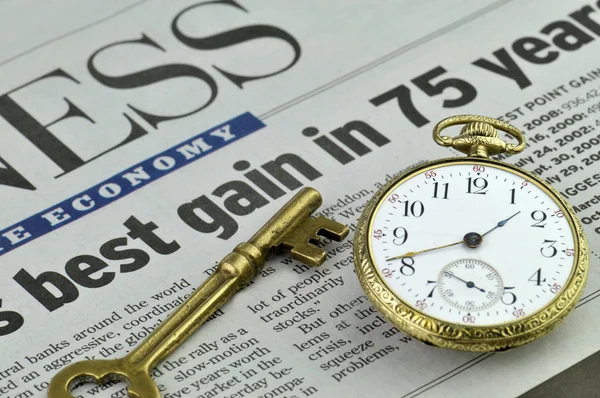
[1,1,600,397]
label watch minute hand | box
[387,240,462,261]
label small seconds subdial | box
[437,259,504,312]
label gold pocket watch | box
[354,115,589,352]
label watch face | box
[368,161,578,327]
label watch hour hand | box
[482,210,521,237]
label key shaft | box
[128,187,326,369]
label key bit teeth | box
[282,216,350,267]
[313,216,350,241]
[291,243,326,268]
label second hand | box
[444,271,486,293]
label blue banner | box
[0,112,265,257]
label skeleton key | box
[48,187,349,398]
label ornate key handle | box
[48,187,349,398]
[433,115,526,158]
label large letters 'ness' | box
[0,0,301,191]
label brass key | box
[48,187,349,398]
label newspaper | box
[1,0,599,397]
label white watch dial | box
[369,162,577,327]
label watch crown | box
[460,122,498,138]
[432,115,526,158]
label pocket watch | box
[354,115,589,352]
